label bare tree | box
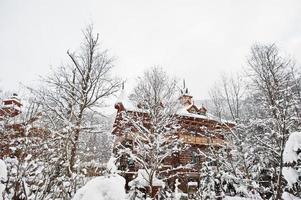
[208,83,224,120]
[208,72,245,122]
[31,24,120,198]
[247,43,300,199]
[221,73,244,121]
[205,44,301,199]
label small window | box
[128,158,134,165]
[191,152,199,164]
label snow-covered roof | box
[2,104,21,111]
[114,89,234,125]
[2,95,22,106]
[177,106,212,120]
[3,98,21,103]
[177,104,233,125]
[115,90,210,119]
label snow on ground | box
[72,174,126,200]
[224,196,261,200]
[282,192,301,200]
[0,159,7,200]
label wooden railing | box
[179,134,224,145]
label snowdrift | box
[72,174,126,200]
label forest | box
[0,25,300,200]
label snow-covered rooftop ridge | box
[177,105,211,120]
[1,93,21,104]
[177,104,233,124]
[1,104,21,111]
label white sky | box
[1,0,301,99]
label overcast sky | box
[1,0,301,100]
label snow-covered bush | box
[283,131,301,197]
[0,159,7,200]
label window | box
[191,152,199,164]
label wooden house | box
[112,85,235,197]
[0,93,22,119]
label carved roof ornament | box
[121,81,125,90]
[181,79,190,96]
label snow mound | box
[283,132,301,164]
[224,196,261,200]
[72,174,126,200]
[282,192,301,200]
[0,159,7,200]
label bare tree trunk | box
[69,120,81,175]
